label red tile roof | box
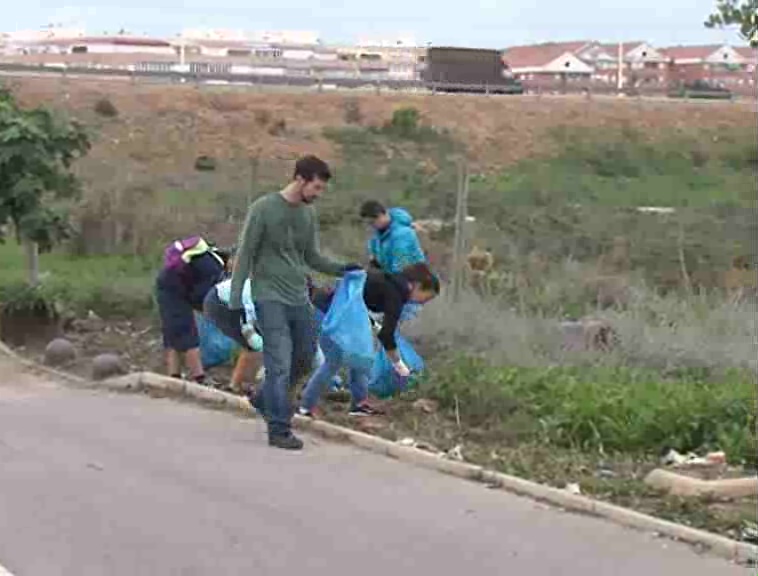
[662,45,723,61]
[174,38,257,49]
[735,46,758,62]
[18,35,171,48]
[598,41,644,54]
[502,41,591,68]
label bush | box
[194,155,217,172]
[0,243,155,318]
[94,97,118,118]
[387,107,421,136]
[424,359,756,466]
[254,109,272,127]
[0,282,57,317]
[343,99,363,125]
[407,280,757,375]
[267,118,287,136]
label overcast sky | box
[7,0,745,47]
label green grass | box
[0,243,155,317]
[471,126,757,209]
[322,119,461,225]
[423,359,757,467]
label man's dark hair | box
[402,263,440,294]
[294,155,331,182]
[359,200,387,219]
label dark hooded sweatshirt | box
[312,271,411,352]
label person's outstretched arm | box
[304,210,350,276]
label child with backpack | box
[155,236,231,384]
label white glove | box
[392,359,411,377]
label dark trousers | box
[255,301,317,437]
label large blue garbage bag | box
[320,271,375,372]
[195,312,239,369]
[369,333,424,398]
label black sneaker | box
[268,433,304,450]
[348,402,384,416]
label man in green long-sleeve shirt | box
[230,155,358,450]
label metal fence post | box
[451,159,470,303]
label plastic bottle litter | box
[705,451,727,466]
[565,483,582,495]
[661,449,727,468]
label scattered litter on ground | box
[596,468,617,479]
[565,483,582,495]
[445,444,465,462]
[412,398,439,414]
[661,449,727,468]
[741,521,758,544]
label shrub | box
[423,359,756,466]
[387,107,420,136]
[254,109,272,127]
[407,279,757,375]
[194,155,217,171]
[0,243,155,319]
[94,97,118,118]
[343,99,363,125]
[267,118,287,136]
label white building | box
[250,30,320,45]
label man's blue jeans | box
[255,301,317,438]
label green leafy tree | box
[0,87,90,285]
[705,0,758,47]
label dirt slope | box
[6,76,756,172]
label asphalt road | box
[0,358,751,575]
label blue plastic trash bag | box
[195,312,239,369]
[399,302,423,323]
[320,271,375,372]
[368,333,424,399]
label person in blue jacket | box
[360,200,428,321]
[360,200,427,274]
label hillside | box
[6,76,756,175]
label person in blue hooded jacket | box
[360,200,428,322]
[360,201,427,273]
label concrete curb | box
[2,345,756,564]
[645,468,758,499]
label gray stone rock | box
[91,354,127,381]
[44,338,77,367]
[560,318,618,352]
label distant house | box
[502,42,594,91]
[14,35,174,56]
[0,33,180,72]
[577,42,667,88]
[664,44,756,95]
